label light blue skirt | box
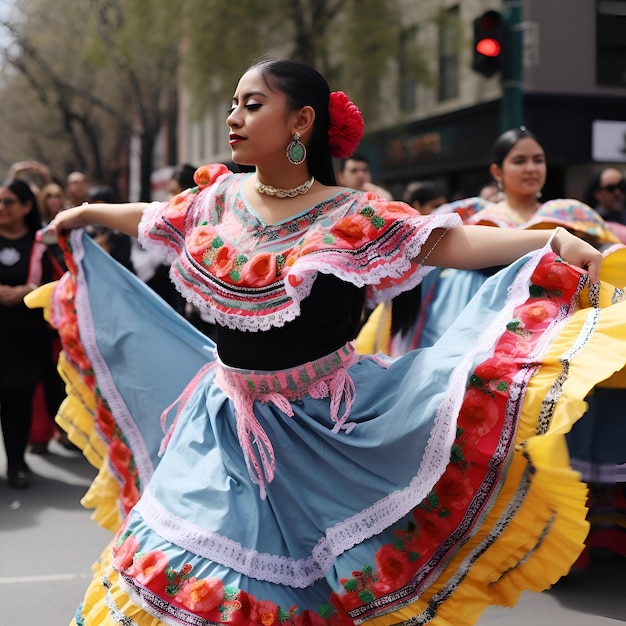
[47,231,626,626]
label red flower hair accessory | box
[328,91,364,159]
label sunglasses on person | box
[599,180,626,193]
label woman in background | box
[0,180,61,487]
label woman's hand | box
[550,227,602,284]
[0,283,36,307]
[50,205,91,232]
[38,205,91,244]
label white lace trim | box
[70,229,155,488]
[138,201,180,265]
[142,209,460,334]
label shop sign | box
[592,120,626,162]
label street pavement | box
[0,439,624,626]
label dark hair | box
[89,186,118,203]
[249,58,336,186]
[582,168,625,206]
[171,163,197,190]
[4,179,41,234]
[405,181,446,206]
[490,127,541,166]
[339,152,369,173]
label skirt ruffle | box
[27,231,626,626]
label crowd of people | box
[0,163,205,486]
[1,57,625,625]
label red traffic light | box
[472,10,505,77]
[476,38,501,57]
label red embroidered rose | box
[331,214,378,249]
[177,577,224,613]
[413,510,452,554]
[496,330,533,360]
[97,410,116,441]
[435,464,475,511]
[515,299,560,329]
[328,613,355,626]
[288,273,304,288]
[109,436,132,468]
[120,473,140,514]
[473,354,518,383]
[164,189,196,228]
[211,243,237,278]
[330,592,354,624]
[228,590,254,625]
[240,252,279,287]
[295,610,328,626]
[127,550,169,586]
[112,533,140,571]
[249,599,279,626]
[187,225,217,260]
[531,255,579,294]
[337,588,363,611]
[374,544,414,589]
[380,200,420,218]
[458,388,499,437]
[299,231,329,255]
[193,163,230,188]
[327,91,364,159]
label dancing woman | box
[36,60,626,625]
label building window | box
[597,0,626,86]
[399,26,418,112]
[438,5,460,101]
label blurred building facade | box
[173,0,626,201]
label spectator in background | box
[478,179,501,202]
[583,167,626,243]
[336,152,393,200]
[38,183,68,225]
[403,180,447,215]
[65,171,91,207]
[0,180,63,487]
[130,166,191,318]
[29,182,69,454]
[166,163,197,198]
[6,160,53,194]
[87,186,135,273]
[588,167,626,223]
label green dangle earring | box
[286,132,306,165]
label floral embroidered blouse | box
[139,164,461,369]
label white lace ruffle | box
[141,209,461,334]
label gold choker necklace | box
[255,176,314,198]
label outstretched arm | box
[47,202,149,239]
[417,225,603,284]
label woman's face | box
[494,137,546,199]
[226,69,295,166]
[0,187,31,231]
[45,194,64,218]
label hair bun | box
[327,91,364,159]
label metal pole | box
[500,0,524,131]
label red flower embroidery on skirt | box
[458,388,500,437]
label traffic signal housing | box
[472,10,505,78]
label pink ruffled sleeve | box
[138,164,234,262]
